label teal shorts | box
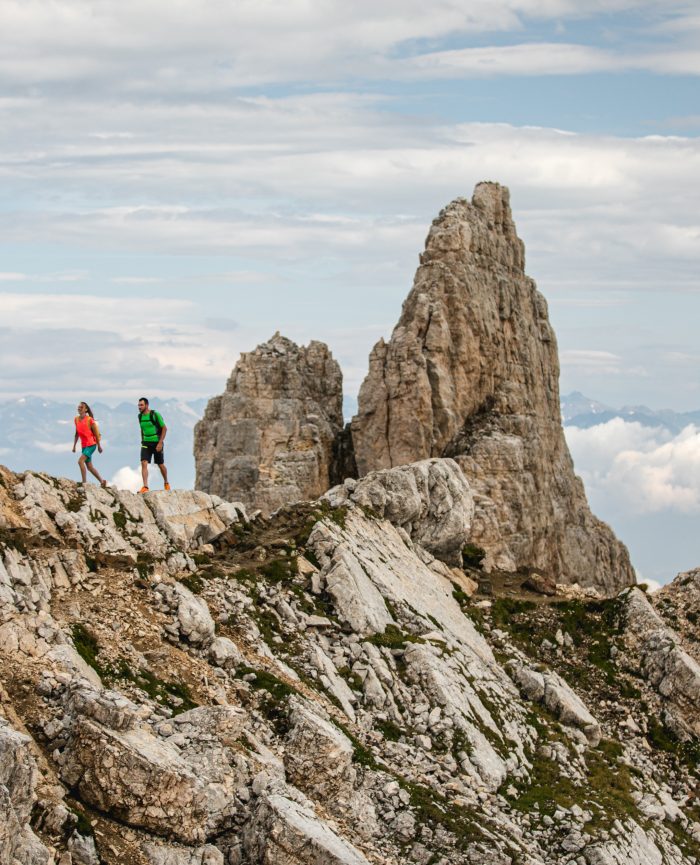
[81,445,97,463]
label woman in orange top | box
[72,402,107,487]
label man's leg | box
[141,460,149,488]
[158,463,169,486]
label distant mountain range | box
[560,391,700,433]
[1,392,698,490]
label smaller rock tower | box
[194,333,343,515]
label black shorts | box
[140,442,165,465]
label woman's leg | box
[86,460,105,485]
[78,454,87,483]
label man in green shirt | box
[138,397,170,493]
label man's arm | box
[156,415,167,451]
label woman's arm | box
[72,419,79,453]
[91,420,103,452]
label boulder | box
[325,458,473,566]
[243,793,371,865]
[155,582,216,647]
[284,700,355,802]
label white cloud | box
[0,1,695,92]
[34,440,70,453]
[565,419,700,515]
[110,465,142,492]
[638,578,662,593]
[405,43,620,77]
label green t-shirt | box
[139,410,164,444]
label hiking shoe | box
[164,482,171,491]
[100,479,108,488]
[139,486,149,494]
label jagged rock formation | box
[194,333,344,516]
[351,183,634,594]
[1,462,699,864]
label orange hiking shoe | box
[139,486,149,494]
[164,482,171,491]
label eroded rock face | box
[351,183,634,594]
[2,463,699,865]
[194,333,344,516]
[624,587,700,737]
[324,458,473,567]
[0,715,53,865]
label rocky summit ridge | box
[195,182,633,597]
[1,463,700,865]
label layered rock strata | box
[1,464,699,863]
[351,182,634,593]
[194,333,344,517]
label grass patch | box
[106,659,197,715]
[294,502,348,546]
[179,573,205,594]
[365,624,423,650]
[71,625,197,715]
[72,624,104,676]
[136,551,155,579]
[646,712,700,777]
[376,718,404,742]
[259,558,294,583]
[235,665,297,702]
[113,510,127,530]
[191,552,211,565]
[399,778,484,848]
[65,496,83,513]
[332,718,379,769]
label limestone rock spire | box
[351,182,634,594]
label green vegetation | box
[109,659,197,714]
[259,558,294,583]
[364,624,423,649]
[179,572,205,594]
[135,551,155,579]
[72,624,103,674]
[65,495,83,513]
[113,510,127,530]
[646,711,700,777]
[399,777,484,847]
[71,624,196,714]
[235,665,297,702]
[584,739,639,831]
[191,552,211,566]
[376,718,403,742]
[462,544,485,569]
[491,598,537,644]
[332,718,379,769]
[69,805,94,837]
[295,501,348,546]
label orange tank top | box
[75,415,97,448]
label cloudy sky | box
[1,0,698,579]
